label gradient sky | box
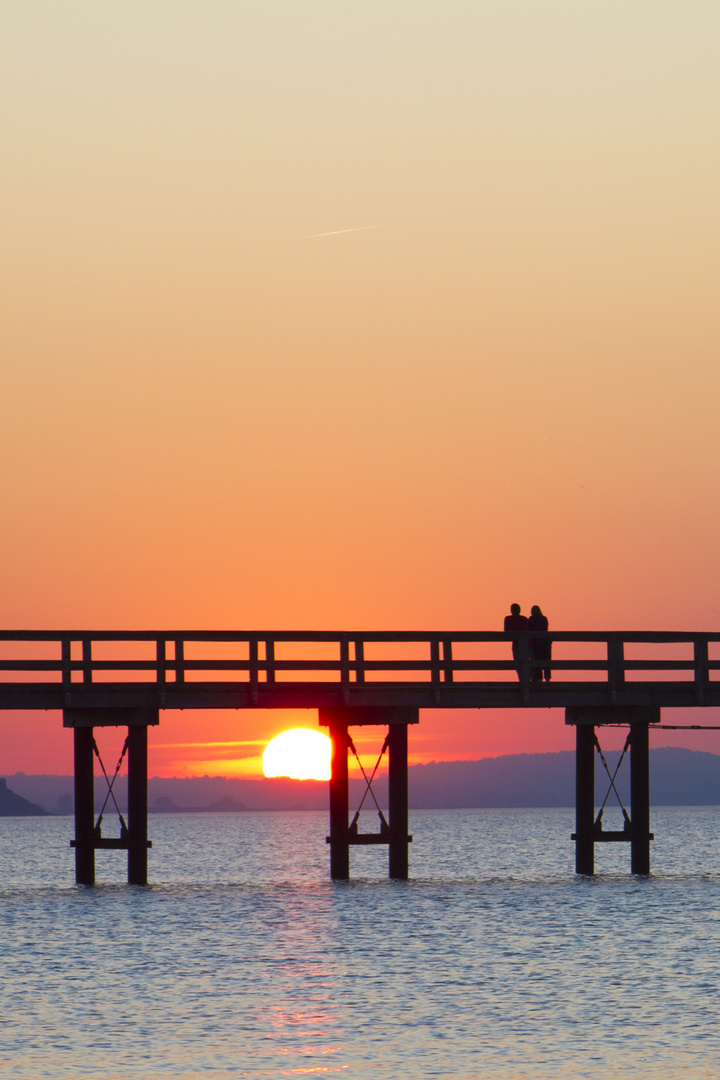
[2,2,720,776]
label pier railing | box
[0,631,718,711]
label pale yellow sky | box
[1,2,719,770]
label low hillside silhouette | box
[6,748,719,813]
[0,778,49,816]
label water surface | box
[0,808,718,1078]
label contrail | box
[305,224,380,238]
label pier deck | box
[0,630,716,711]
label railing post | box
[62,638,72,703]
[156,640,166,685]
[82,637,93,684]
[430,639,441,701]
[340,638,350,702]
[174,639,185,684]
[354,640,365,684]
[249,639,258,703]
[265,640,275,684]
[607,638,625,702]
[694,639,709,705]
[518,636,531,700]
[442,639,454,683]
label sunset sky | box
[2,2,720,776]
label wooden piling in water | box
[630,722,651,875]
[73,726,95,887]
[328,720,350,880]
[127,724,149,886]
[388,723,409,880]
[320,707,417,881]
[65,707,157,886]
[567,707,658,876]
[574,722,596,876]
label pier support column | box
[73,726,95,886]
[388,722,409,880]
[575,723,595,876]
[328,721,350,880]
[630,722,651,875]
[127,724,149,886]
[568,707,658,876]
[321,707,418,880]
[65,707,158,887]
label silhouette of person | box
[503,603,528,680]
[528,604,551,682]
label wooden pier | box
[0,629,717,883]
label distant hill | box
[0,778,49,816]
[6,748,720,814]
[409,748,720,808]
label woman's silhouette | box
[528,605,551,682]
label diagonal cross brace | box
[594,732,631,830]
[348,734,390,832]
[93,736,130,836]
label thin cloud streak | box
[305,224,381,238]
[156,740,266,749]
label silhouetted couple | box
[503,604,552,682]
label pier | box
[0,629,718,884]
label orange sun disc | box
[262,728,331,781]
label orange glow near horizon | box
[0,703,718,779]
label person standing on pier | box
[504,603,528,679]
[528,604,551,682]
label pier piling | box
[328,719,350,880]
[567,707,658,876]
[388,723,409,880]
[127,724,149,886]
[574,722,596,876]
[630,721,651,875]
[73,726,96,887]
[65,708,157,886]
[321,707,417,881]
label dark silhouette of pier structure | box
[1,630,718,884]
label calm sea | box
[0,807,718,1079]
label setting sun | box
[262,729,331,781]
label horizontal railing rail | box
[0,632,717,691]
[0,630,718,640]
